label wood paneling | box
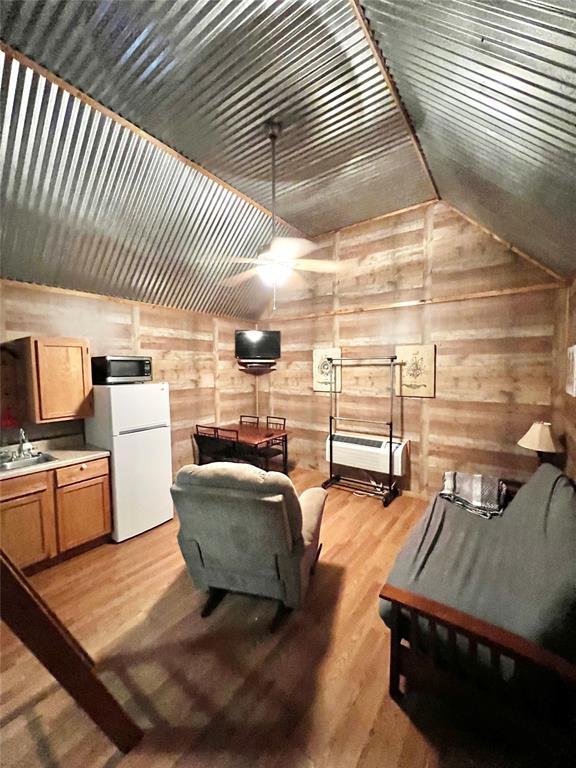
[262,202,566,494]
[0,281,256,473]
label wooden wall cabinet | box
[0,459,111,570]
[7,336,93,423]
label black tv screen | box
[235,330,281,360]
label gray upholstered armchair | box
[170,462,327,628]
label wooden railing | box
[0,549,143,753]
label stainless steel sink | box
[0,453,55,471]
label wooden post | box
[0,550,143,753]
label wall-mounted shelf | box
[237,359,277,376]
[238,365,276,376]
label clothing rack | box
[321,356,400,507]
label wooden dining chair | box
[216,427,239,461]
[257,417,287,471]
[196,425,217,436]
[193,425,225,465]
[217,428,239,441]
[267,416,286,430]
[240,415,260,427]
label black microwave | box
[91,356,152,384]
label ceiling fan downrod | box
[265,119,282,242]
[265,118,282,310]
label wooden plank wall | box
[260,201,568,496]
[0,280,255,472]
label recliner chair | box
[170,462,327,629]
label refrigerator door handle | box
[118,424,169,435]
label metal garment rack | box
[321,356,400,507]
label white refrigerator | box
[85,383,173,542]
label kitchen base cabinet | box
[56,475,111,552]
[0,472,57,569]
[0,458,112,572]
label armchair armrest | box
[299,487,327,546]
[380,583,576,685]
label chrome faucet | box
[16,428,34,458]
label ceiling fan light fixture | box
[257,262,292,287]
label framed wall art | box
[395,344,436,398]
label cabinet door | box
[56,475,111,552]
[0,475,57,569]
[35,337,93,421]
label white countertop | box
[0,445,110,481]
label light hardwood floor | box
[1,470,573,768]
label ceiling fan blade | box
[270,236,319,260]
[292,258,356,273]
[222,267,262,287]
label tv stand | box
[237,359,277,376]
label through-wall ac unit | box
[325,432,409,476]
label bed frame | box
[381,583,576,708]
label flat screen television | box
[235,330,281,360]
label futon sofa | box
[379,463,576,699]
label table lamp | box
[517,421,561,461]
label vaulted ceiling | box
[362,0,576,278]
[1,1,574,319]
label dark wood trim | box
[0,550,143,753]
[380,583,576,685]
[388,600,402,701]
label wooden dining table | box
[214,422,289,474]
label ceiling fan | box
[224,119,349,308]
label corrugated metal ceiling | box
[1,0,572,322]
[1,0,434,237]
[362,0,576,277]
[0,50,294,318]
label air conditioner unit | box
[325,432,409,476]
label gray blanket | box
[439,471,506,518]
[380,463,576,663]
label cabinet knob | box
[80,463,88,470]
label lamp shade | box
[517,422,561,453]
